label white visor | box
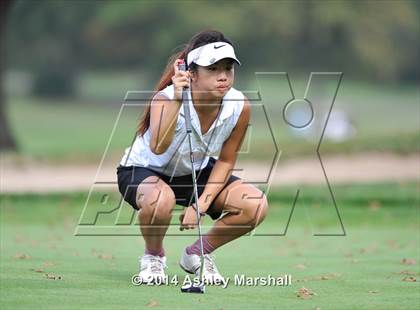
[186,42,241,67]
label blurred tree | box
[7,0,101,98]
[0,0,17,151]
[83,0,419,82]
[5,0,420,92]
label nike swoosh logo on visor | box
[214,44,225,49]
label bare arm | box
[149,94,182,154]
[149,59,191,154]
[197,97,251,212]
[196,98,250,212]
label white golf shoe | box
[179,248,225,285]
[138,254,167,284]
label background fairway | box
[1,182,418,309]
[6,77,419,163]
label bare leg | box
[205,181,268,250]
[136,176,176,253]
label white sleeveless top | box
[119,84,245,177]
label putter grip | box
[178,62,186,72]
[178,61,192,132]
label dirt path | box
[1,152,418,193]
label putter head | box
[180,282,205,294]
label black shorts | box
[116,157,241,220]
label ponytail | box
[136,48,188,136]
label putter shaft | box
[179,60,206,287]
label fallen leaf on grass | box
[49,244,57,250]
[287,240,299,247]
[294,279,308,283]
[298,273,341,282]
[14,253,31,259]
[145,299,159,307]
[358,243,378,255]
[297,287,317,299]
[295,264,306,269]
[386,240,399,249]
[401,258,416,265]
[397,270,416,275]
[14,235,26,244]
[45,273,62,280]
[402,276,416,282]
[98,254,114,260]
[368,200,381,211]
[315,273,341,281]
[30,268,44,273]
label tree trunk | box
[0,0,18,151]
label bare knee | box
[243,193,268,226]
[136,180,176,222]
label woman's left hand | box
[179,205,204,231]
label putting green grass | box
[1,182,419,309]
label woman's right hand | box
[172,59,191,102]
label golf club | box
[178,59,205,294]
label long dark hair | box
[137,30,234,136]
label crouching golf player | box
[117,30,268,286]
